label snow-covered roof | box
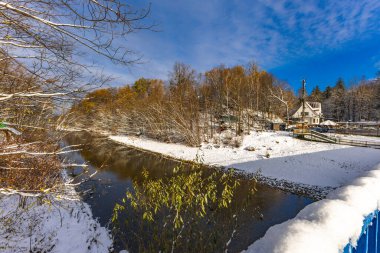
[290,101,322,118]
[305,102,321,117]
[320,120,337,126]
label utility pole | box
[300,79,307,132]
[301,79,306,123]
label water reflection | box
[112,166,257,253]
[63,132,313,253]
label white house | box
[291,102,323,125]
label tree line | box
[70,65,380,146]
[308,77,380,122]
[69,62,297,146]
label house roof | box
[305,102,320,117]
[290,101,321,118]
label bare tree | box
[0,0,152,99]
[269,85,291,124]
[0,0,152,192]
[0,0,153,133]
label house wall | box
[291,102,322,125]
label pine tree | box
[309,85,323,102]
[331,78,346,121]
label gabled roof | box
[289,102,301,116]
[290,101,321,118]
[305,102,320,116]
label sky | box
[99,0,380,93]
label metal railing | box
[293,129,380,149]
[309,130,337,143]
[334,138,380,149]
[343,210,379,253]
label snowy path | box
[110,131,380,189]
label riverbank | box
[62,131,315,252]
[246,162,380,253]
[110,131,380,199]
[0,179,112,252]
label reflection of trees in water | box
[65,132,185,180]
[112,165,258,253]
[64,132,309,252]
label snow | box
[244,163,380,253]
[0,182,112,252]
[109,131,380,189]
[326,133,380,143]
[320,120,337,126]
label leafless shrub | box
[0,140,61,191]
[233,137,242,148]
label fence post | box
[376,213,378,253]
[366,225,369,253]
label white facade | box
[291,102,322,125]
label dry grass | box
[0,139,62,191]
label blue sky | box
[100,0,380,93]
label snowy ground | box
[245,163,380,253]
[0,184,112,253]
[110,131,380,194]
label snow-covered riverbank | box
[245,163,380,253]
[110,131,380,195]
[0,183,112,252]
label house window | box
[301,112,309,116]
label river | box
[63,131,313,253]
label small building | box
[267,118,285,131]
[290,102,323,125]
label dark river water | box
[63,131,313,253]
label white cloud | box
[102,0,380,83]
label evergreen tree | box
[309,85,323,102]
[334,78,346,92]
[331,78,346,121]
[323,86,333,99]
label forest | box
[69,63,293,146]
[69,63,380,146]
[309,77,380,122]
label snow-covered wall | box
[245,163,380,253]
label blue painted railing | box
[343,210,380,253]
